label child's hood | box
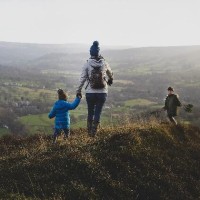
[54,100,68,109]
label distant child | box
[163,87,181,125]
[48,89,81,143]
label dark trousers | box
[86,93,107,123]
[168,115,177,125]
[53,128,70,137]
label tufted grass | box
[0,120,200,199]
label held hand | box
[76,93,82,99]
[107,79,113,86]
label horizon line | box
[0,40,200,49]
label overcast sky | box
[0,0,200,47]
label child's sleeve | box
[48,106,56,119]
[66,97,81,110]
[175,95,181,107]
[163,96,168,110]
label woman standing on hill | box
[76,41,113,137]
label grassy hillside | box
[0,121,200,199]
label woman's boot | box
[87,120,93,135]
[91,121,100,137]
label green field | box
[0,86,57,102]
[19,113,54,135]
[124,98,157,107]
[19,104,112,134]
[0,128,10,136]
[18,98,160,135]
[19,104,87,135]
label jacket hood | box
[88,58,104,68]
[54,100,67,109]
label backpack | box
[89,65,106,89]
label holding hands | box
[76,92,82,99]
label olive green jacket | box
[164,94,181,116]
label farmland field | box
[124,98,157,107]
[1,44,200,135]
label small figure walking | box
[163,87,181,125]
[48,89,81,143]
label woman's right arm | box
[105,62,113,83]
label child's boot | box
[52,135,57,144]
[52,130,59,144]
[63,129,70,140]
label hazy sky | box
[0,0,200,47]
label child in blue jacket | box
[48,89,81,143]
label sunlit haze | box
[0,0,200,47]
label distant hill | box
[103,46,200,71]
[26,52,88,70]
[1,41,200,72]
[21,46,200,73]
[0,121,200,199]
[27,45,200,71]
[0,41,131,67]
[0,41,89,66]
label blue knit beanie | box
[90,41,100,56]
